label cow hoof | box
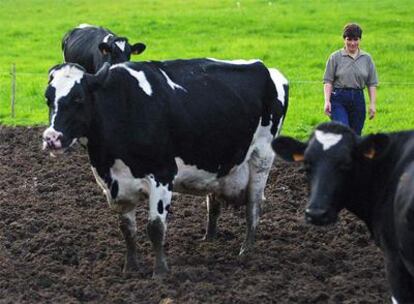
[239,242,254,256]
[152,266,169,279]
[202,233,217,242]
[123,260,140,273]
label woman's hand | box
[324,101,331,116]
[369,103,376,119]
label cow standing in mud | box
[272,122,414,303]
[62,24,146,73]
[43,58,288,277]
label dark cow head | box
[98,35,146,64]
[272,122,390,225]
[43,62,110,154]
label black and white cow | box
[42,58,288,277]
[272,122,414,303]
[62,24,146,73]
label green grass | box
[1,0,413,139]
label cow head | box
[43,62,110,154]
[98,35,146,64]
[272,122,390,226]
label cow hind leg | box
[240,149,274,255]
[119,209,139,272]
[203,194,221,240]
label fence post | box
[11,63,16,118]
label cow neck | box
[84,91,110,170]
[347,133,414,238]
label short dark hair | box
[343,23,362,39]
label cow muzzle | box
[305,207,337,226]
[42,127,64,152]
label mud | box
[0,126,388,303]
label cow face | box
[43,63,108,153]
[98,36,146,64]
[272,122,389,226]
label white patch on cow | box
[315,130,343,151]
[147,177,171,223]
[91,159,172,220]
[207,58,262,65]
[91,160,149,212]
[268,68,288,105]
[77,23,94,28]
[49,65,84,128]
[392,297,399,304]
[159,69,187,92]
[111,63,153,96]
[103,34,113,43]
[115,40,126,52]
[173,117,275,206]
[173,158,219,195]
[245,119,275,197]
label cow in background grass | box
[42,58,288,277]
[272,121,414,303]
[62,24,146,73]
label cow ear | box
[98,42,112,55]
[85,62,110,90]
[272,136,307,162]
[131,43,146,55]
[357,133,390,160]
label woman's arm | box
[368,86,377,119]
[324,83,333,116]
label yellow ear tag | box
[364,148,376,159]
[292,153,304,162]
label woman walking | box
[323,23,378,135]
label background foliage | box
[0,0,413,139]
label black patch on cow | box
[157,200,164,214]
[165,204,171,214]
[111,180,119,199]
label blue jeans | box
[331,88,366,135]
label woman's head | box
[343,23,362,39]
[343,23,362,54]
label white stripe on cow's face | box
[159,69,187,92]
[111,64,153,96]
[207,58,262,65]
[115,40,126,52]
[314,130,343,151]
[49,65,84,127]
[268,68,288,106]
[103,34,113,43]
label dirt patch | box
[0,126,388,303]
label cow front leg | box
[203,194,221,240]
[119,209,139,272]
[147,180,172,278]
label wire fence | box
[2,64,414,124]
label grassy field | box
[0,0,413,139]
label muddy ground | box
[0,126,389,303]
